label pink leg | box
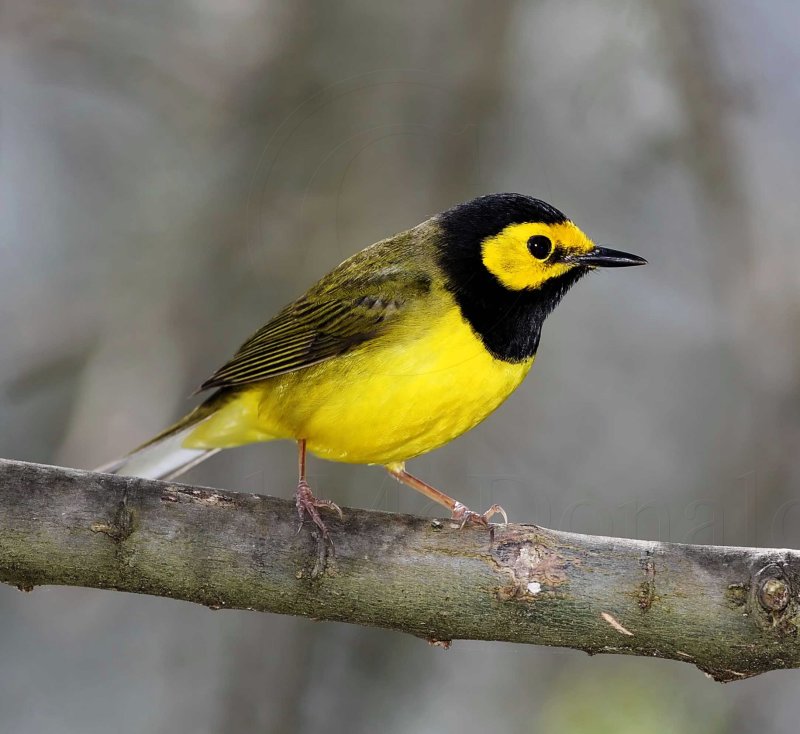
[294,439,342,539]
[386,465,507,527]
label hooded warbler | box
[99,193,646,534]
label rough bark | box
[1,458,799,682]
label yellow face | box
[480,220,595,291]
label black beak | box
[574,246,647,268]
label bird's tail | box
[94,394,224,481]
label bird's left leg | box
[295,439,342,538]
[386,464,507,526]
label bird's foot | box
[295,480,343,539]
[451,501,508,528]
[295,480,342,577]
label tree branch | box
[1,458,799,682]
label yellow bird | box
[100,193,646,535]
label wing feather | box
[199,237,433,390]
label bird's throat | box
[440,259,586,362]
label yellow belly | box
[185,307,533,465]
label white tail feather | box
[94,427,219,481]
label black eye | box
[527,235,553,260]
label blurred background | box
[2,0,800,731]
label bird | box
[98,193,646,537]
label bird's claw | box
[295,480,342,539]
[451,501,508,528]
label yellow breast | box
[185,305,533,465]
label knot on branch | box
[638,551,657,611]
[751,562,799,634]
[91,494,136,543]
[492,529,574,601]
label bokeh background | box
[2,0,800,732]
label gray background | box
[2,1,800,732]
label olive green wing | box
[199,257,433,391]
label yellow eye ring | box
[527,235,553,260]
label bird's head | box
[435,193,646,361]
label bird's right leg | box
[386,464,507,526]
[295,439,342,539]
